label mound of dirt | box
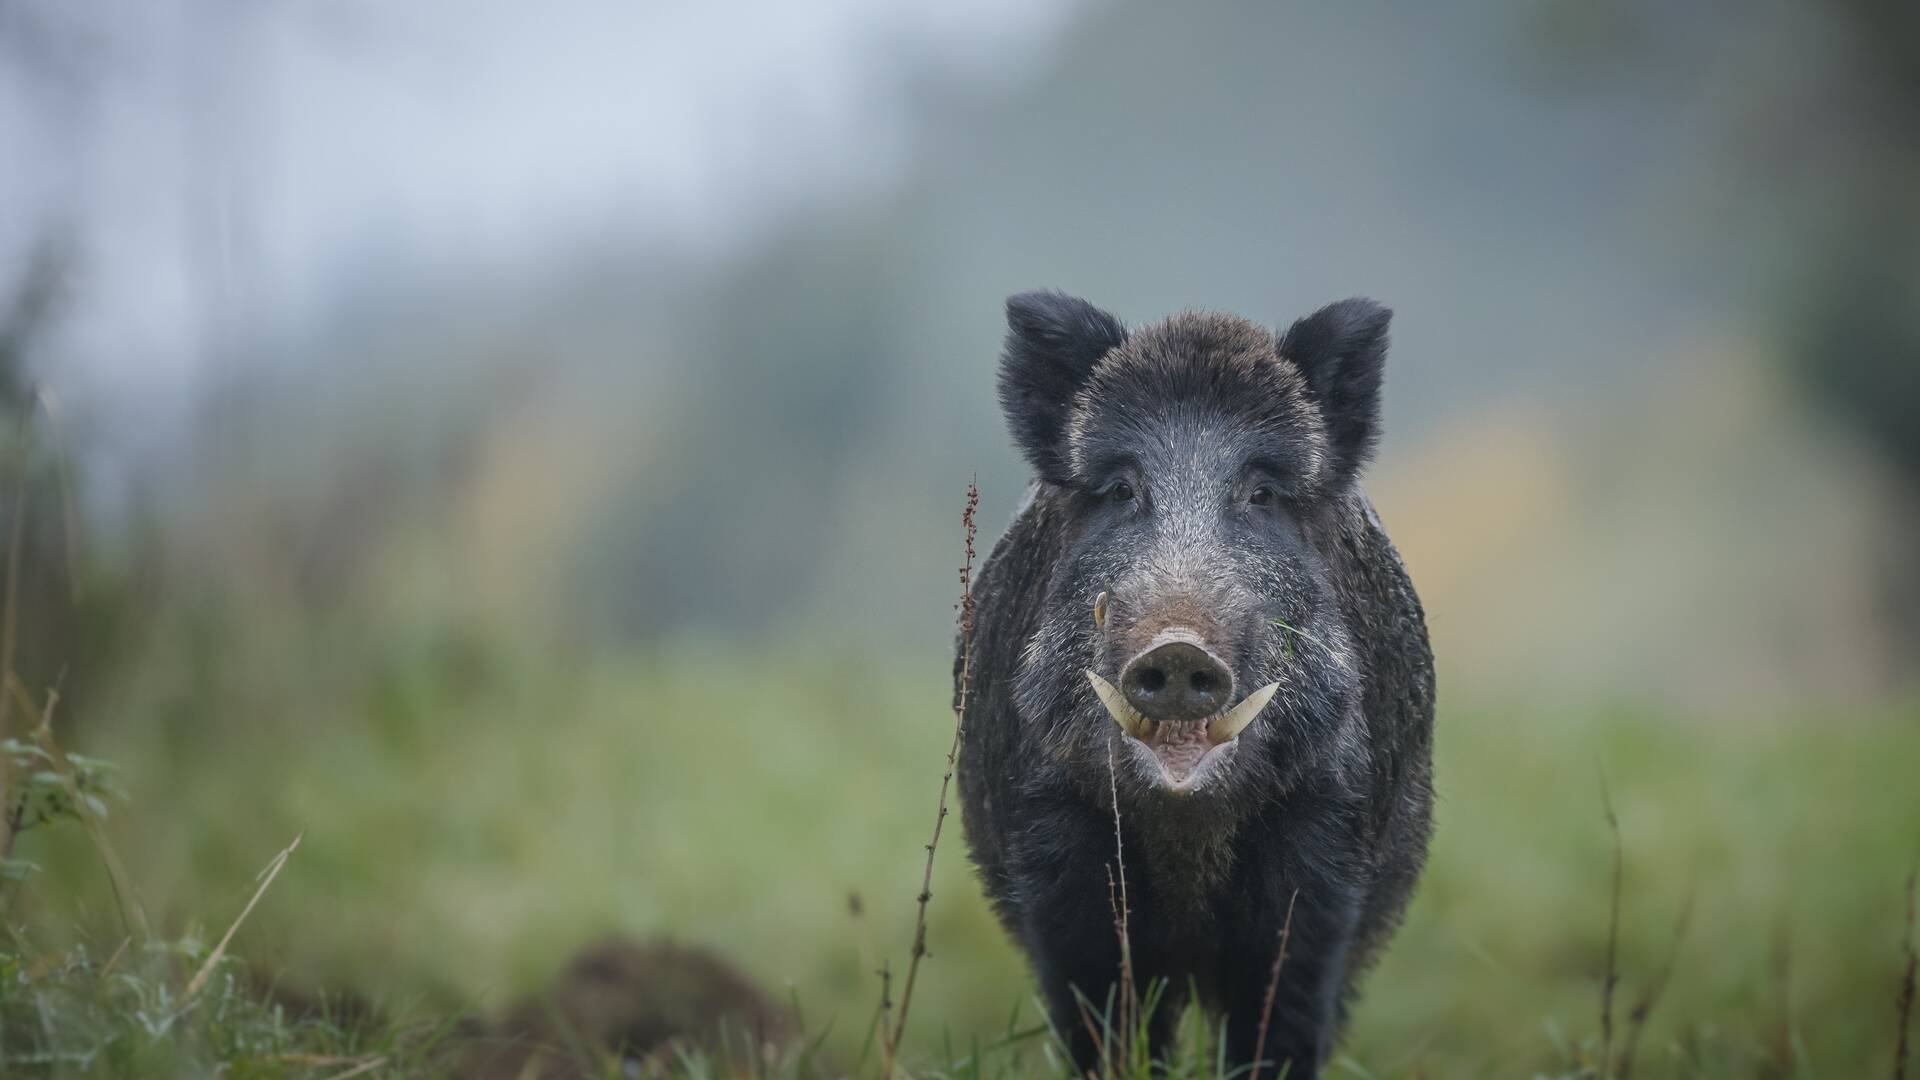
[457,937,794,1079]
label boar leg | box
[1010,792,1169,1072]
[1219,850,1363,1078]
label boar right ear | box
[998,291,1128,485]
[1278,298,1392,487]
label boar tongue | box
[1144,722,1213,784]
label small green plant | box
[0,735,123,889]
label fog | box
[2,0,1909,704]
[2,0,1077,413]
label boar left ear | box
[999,291,1128,485]
[1278,298,1392,486]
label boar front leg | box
[1010,790,1166,1073]
[1219,834,1364,1078]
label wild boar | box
[958,292,1435,1077]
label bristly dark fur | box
[959,293,1434,1079]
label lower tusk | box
[1086,670,1150,740]
[1207,682,1280,745]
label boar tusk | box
[1092,591,1108,631]
[1085,670,1150,740]
[1207,682,1280,745]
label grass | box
[0,935,457,1077]
[4,599,1917,1076]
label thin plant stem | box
[1107,735,1135,1059]
[884,478,979,1077]
[1896,859,1917,1080]
[1617,888,1694,1079]
[1598,767,1622,1078]
[1249,889,1300,1080]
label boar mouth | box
[1085,671,1280,794]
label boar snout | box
[1119,635,1233,722]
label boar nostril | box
[1120,639,1233,723]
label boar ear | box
[998,291,1128,485]
[1278,298,1392,486]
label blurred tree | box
[1527,0,1920,665]
[1763,0,1920,656]
[0,243,144,730]
[1774,2,1920,479]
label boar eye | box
[1248,485,1277,507]
[1107,480,1135,503]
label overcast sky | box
[0,0,1081,400]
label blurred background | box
[2,0,1916,1073]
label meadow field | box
[8,627,1917,1076]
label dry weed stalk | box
[1616,889,1693,1080]
[181,828,304,1001]
[882,478,979,1077]
[847,890,880,989]
[872,958,893,1062]
[1598,767,1622,1078]
[1897,861,1917,1080]
[1074,995,1111,1079]
[317,1056,388,1080]
[1248,889,1300,1080]
[1762,922,1796,1076]
[1106,735,1135,1058]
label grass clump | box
[0,934,451,1078]
[0,676,452,1078]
